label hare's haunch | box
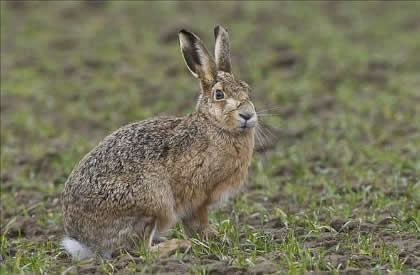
[61,25,257,260]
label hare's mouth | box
[239,123,256,130]
[238,117,257,130]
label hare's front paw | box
[202,224,218,240]
[182,206,211,238]
[183,223,219,241]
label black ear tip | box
[179,29,189,35]
[214,25,229,39]
[214,25,220,38]
[179,29,198,42]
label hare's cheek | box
[209,105,224,121]
[221,113,237,130]
[224,98,238,112]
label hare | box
[61,25,257,260]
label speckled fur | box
[62,25,257,258]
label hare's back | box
[63,117,185,199]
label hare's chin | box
[238,125,256,131]
[238,120,257,130]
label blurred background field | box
[1,1,419,274]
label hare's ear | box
[179,29,216,86]
[214,25,232,73]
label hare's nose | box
[239,112,254,121]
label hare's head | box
[179,25,257,133]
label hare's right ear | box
[179,30,216,87]
[214,25,232,73]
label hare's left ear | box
[214,25,232,73]
[179,29,217,87]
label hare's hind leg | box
[149,211,191,257]
[133,217,157,248]
[151,239,192,257]
[99,216,157,257]
[132,217,191,257]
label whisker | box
[257,106,283,111]
[254,130,263,149]
[260,124,273,145]
[255,135,265,149]
[256,114,283,117]
[258,126,271,145]
[255,124,268,147]
[259,122,278,141]
[256,106,283,113]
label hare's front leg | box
[182,206,217,239]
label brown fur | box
[61,25,257,258]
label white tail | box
[61,237,93,260]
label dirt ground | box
[1,1,419,274]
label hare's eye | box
[215,89,224,100]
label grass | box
[1,1,420,274]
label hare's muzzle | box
[237,103,257,129]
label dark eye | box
[215,89,224,100]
